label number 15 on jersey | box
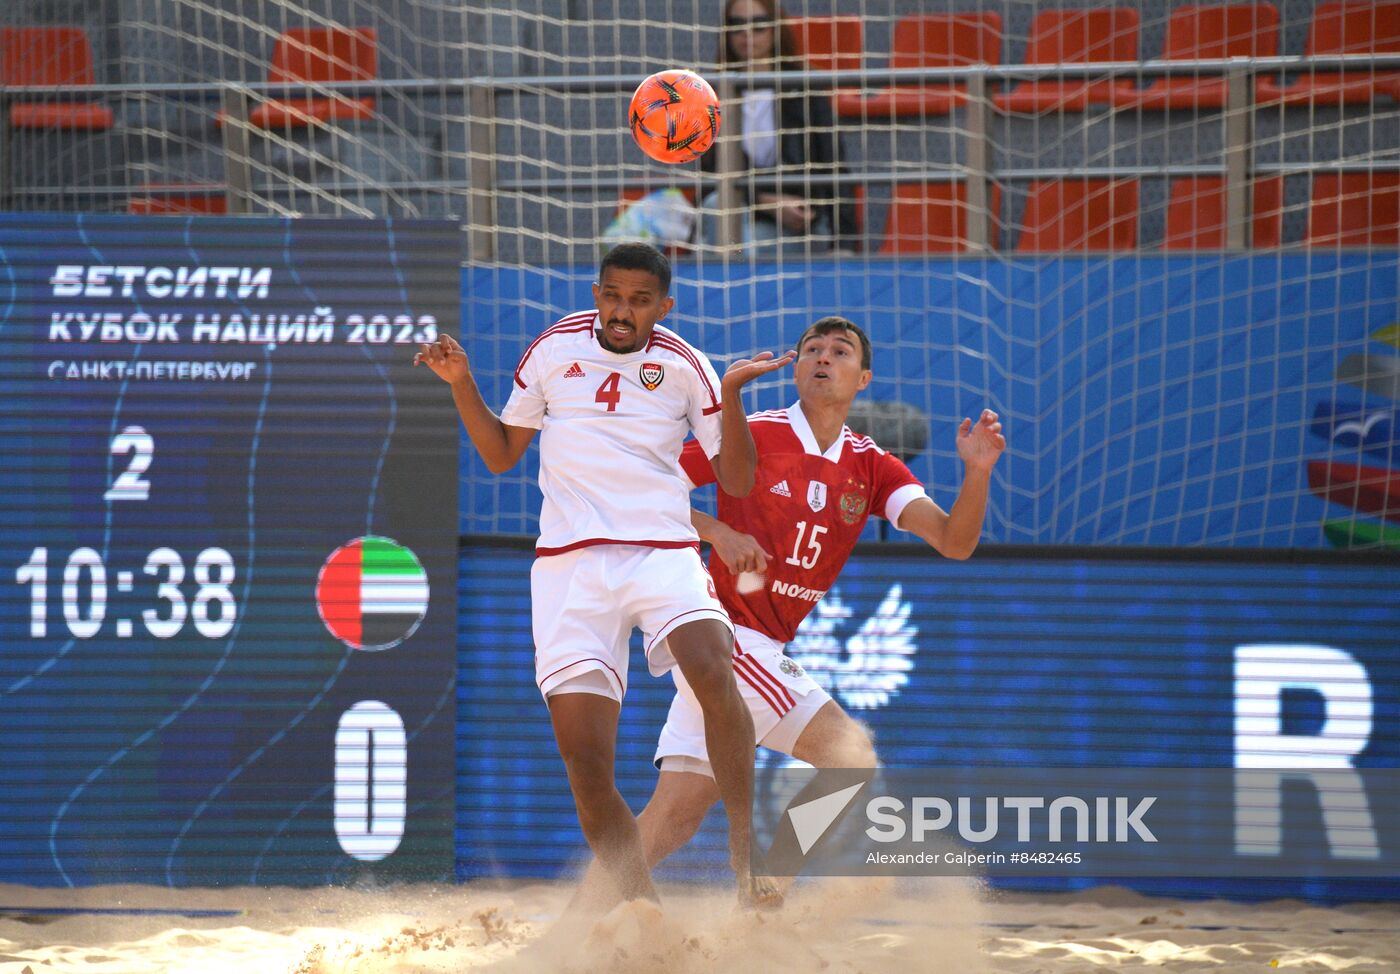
[786,520,827,570]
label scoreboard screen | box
[0,214,460,887]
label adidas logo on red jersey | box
[769,479,792,497]
[563,362,586,378]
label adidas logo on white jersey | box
[769,479,792,497]
[563,362,586,378]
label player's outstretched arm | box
[713,349,797,497]
[899,408,1006,560]
[691,509,770,575]
[414,335,535,474]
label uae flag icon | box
[316,536,429,651]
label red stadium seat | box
[1,27,114,130]
[789,16,863,73]
[1307,173,1400,246]
[1162,176,1284,249]
[993,9,1139,114]
[127,185,229,215]
[1120,4,1279,110]
[1016,179,1139,252]
[1256,2,1400,105]
[244,27,377,128]
[834,14,1003,119]
[877,181,1002,253]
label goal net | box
[5,0,1398,549]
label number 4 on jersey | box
[595,372,622,412]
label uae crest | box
[640,362,665,390]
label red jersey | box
[679,402,928,643]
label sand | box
[0,878,1394,973]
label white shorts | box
[654,624,831,778]
[531,544,733,703]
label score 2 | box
[105,425,153,502]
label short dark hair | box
[598,242,672,295]
[798,315,872,370]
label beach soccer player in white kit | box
[571,315,1006,910]
[415,243,793,908]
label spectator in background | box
[701,0,860,256]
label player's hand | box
[720,349,797,396]
[414,334,470,384]
[957,408,1005,473]
[708,523,770,576]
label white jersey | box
[500,310,725,555]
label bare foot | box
[738,870,785,911]
[582,897,668,960]
[733,846,785,911]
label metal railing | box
[1,53,1397,255]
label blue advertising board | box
[460,256,1400,550]
[456,541,1400,900]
